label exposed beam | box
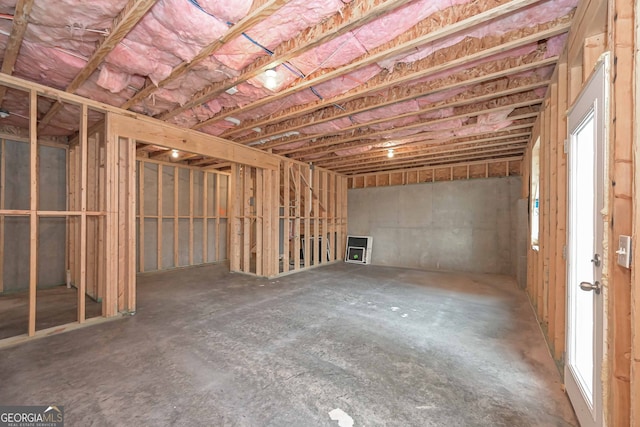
[159,0,415,120]
[108,113,281,170]
[187,0,547,129]
[285,104,541,159]
[318,135,531,168]
[38,0,157,130]
[341,150,525,174]
[349,156,522,179]
[0,0,34,106]
[261,71,549,155]
[305,121,536,167]
[228,21,571,142]
[121,0,290,110]
[329,140,529,172]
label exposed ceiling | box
[0,0,578,175]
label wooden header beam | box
[108,114,281,170]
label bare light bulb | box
[171,149,179,159]
[265,68,277,77]
[387,149,394,158]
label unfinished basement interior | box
[0,0,638,425]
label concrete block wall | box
[1,140,67,292]
[348,176,525,276]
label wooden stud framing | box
[138,158,145,272]
[78,104,88,323]
[0,138,5,293]
[28,89,37,336]
[135,158,230,272]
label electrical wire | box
[185,0,336,105]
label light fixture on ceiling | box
[0,108,9,119]
[264,67,278,90]
[171,149,179,159]
[225,116,241,126]
[387,148,394,158]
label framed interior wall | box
[136,158,230,273]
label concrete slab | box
[0,263,576,426]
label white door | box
[565,54,608,427]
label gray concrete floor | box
[0,285,102,340]
[0,263,577,426]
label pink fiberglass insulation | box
[352,99,421,123]
[365,115,420,132]
[147,0,229,58]
[297,117,353,135]
[77,77,140,107]
[97,64,136,93]
[290,0,473,75]
[29,0,127,29]
[476,109,514,125]
[239,64,381,122]
[0,1,15,14]
[454,120,513,137]
[214,0,346,71]
[199,122,235,136]
[192,0,253,24]
[545,34,568,58]
[273,140,309,151]
[103,39,176,86]
[24,25,100,59]
[380,0,578,70]
[0,19,10,49]
[99,0,240,91]
[14,40,86,89]
[334,145,374,156]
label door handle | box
[580,281,601,295]
[591,253,601,267]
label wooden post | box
[321,171,328,264]
[283,161,290,273]
[157,164,163,271]
[173,166,179,267]
[547,82,559,350]
[255,168,263,276]
[294,164,301,270]
[138,160,145,272]
[313,167,320,266]
[0,138,5,293]
[215,173,221,261]
[229,164,241,272]
[126,138,136,312]
[243,166,251,273]
[103,113,118,317]
[554,60,568,360]
[608,0,633,422]
[78,104,88,323]
[304,165,311,269]
[189,169,194,266]
[203,172,208,263]
[28,89,37,336]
